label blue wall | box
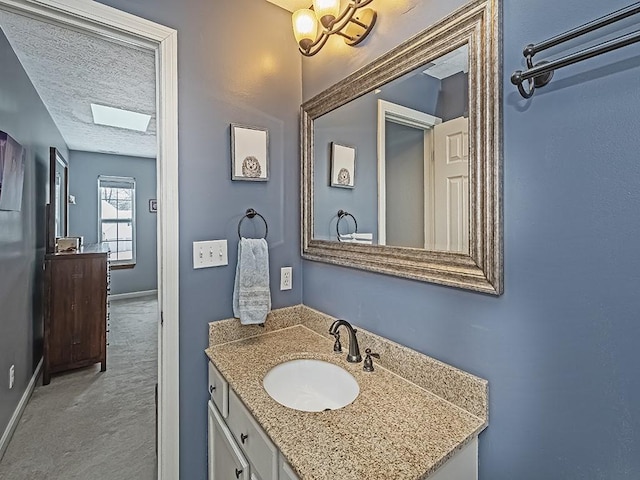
[0,26,68,445]
[68,151,158,295]
[303,0,640,478]
[93,1,303,478]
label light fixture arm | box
[324,0,373,35]
[298,0,377,57]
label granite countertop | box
[206,308,487,480]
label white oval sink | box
[263,359,359,412]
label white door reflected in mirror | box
[313,44,470,253]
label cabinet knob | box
[209,385,215,393]
[235,468,243,478]
[240,433,248,444]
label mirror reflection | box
[313,44,469,253]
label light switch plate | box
[193,240,228,269]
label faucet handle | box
[363,348,380,372]
[331,332,342,353]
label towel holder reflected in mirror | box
[336,210,358,242]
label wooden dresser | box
[43,243,110,385]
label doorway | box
[0,0,178,477]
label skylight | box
[90,104,151,132]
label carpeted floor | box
[0,295,158,480]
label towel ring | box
[238,208,268,239]
[336,209,358,242]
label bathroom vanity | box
[205,306,488,479]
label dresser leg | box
[43,368,51,386]
[101,360,106,372]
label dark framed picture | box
[149,199,157,213]
[330,142,356,188]
[231,124,269,181]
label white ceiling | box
[0,10,156,158]
[422,44,469,80]
[265,0,310,13]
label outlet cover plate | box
[280,266,292,290]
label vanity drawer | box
[208,361,229,418]
[227,389,278,480]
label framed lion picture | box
[231,124,269,182]
[330,142,355,189]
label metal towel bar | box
[511,2,640,98]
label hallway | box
[0,295,157,479]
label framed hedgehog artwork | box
[330,143,355,189]
[231,124,269,181]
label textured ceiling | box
[0,10,156,158]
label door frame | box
[377,99,440,246]
[0,0,180,477]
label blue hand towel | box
[233,238,271,325]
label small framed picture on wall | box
[330,142,355,189]
[231,124,269,181]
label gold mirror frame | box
[301,0,502,295]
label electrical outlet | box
[9,365,14,389]
[280,267,292,291]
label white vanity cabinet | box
[208,358,229,417]
[208,360,476,480]
[208,362,299,480]
[227,389,279,480]
[208,400,250,480]
[429,437,477,480]
[278,457,299,480]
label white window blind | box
[98,175,136,265]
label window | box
[98,176,136,266]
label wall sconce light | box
[292,0,377,57]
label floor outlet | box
[9,364,14,389]
[280,267,292,291]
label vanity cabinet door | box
[208,400,250,480]
[209,362,229,417]
[227,389,279,480]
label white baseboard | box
[0,358,42,462]
[109,289,158,301]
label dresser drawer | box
[208,362,229,417]
[227,389,278,480]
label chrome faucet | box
[329,319,362,363]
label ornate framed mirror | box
[47,147,69,254]
[301,0,502,295]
